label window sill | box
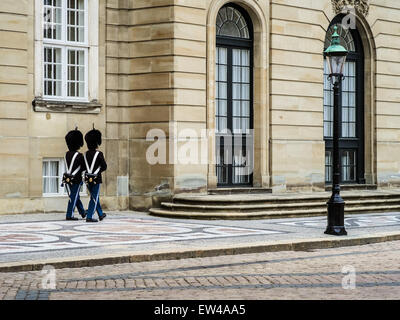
[33,97,102,114]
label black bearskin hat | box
[65,128,84,151]
[85,127,102,149]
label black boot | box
[86,218,98,223]
[66,217,79,221]
[99,213,107,221]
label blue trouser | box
[66,182,86,218]
[86,183,104,219]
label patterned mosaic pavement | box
[271,212,400,229]
[0,212,400,258]
[0,217,283,255]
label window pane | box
[232,66,240,82]
[218,47,227,64]
[325,151,332,183]
[44,47,62,96]
[43,160,60,194]
[233,118,241,132]
[67,0,85,42]
[349,106,355,122]
[241,67,250,83]
[241,50,250,66]
[219,83,227,99]
[49,161,59,176]
[349,93,355,107]
[43,0,62,40]
[341,150,356,182]
[242,118,249,132]
[349,123,356,137]
[342,123,348,138]
[78,83,84,97]
[232,49,241,65]
[43,161,49,176]
[219,100,227,116]
[349,76,355,91]
[242,101,250,116]
[67,49,86,97]
[79,66,85,81]
[232,84,240,100]
[241,84,250,100]
[233,100,240,116]
[219,65,227,82]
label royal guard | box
[83,126,107,223]
[63,128,87,221]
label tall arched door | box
[215,4,254,187]
[324,19,365,184]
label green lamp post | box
[324,26,348,236]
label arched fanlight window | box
[216,5,250,39]
[324,24,355,52]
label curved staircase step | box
[149,208,327,219]
[149,204,400,220]
[161,201,327,211]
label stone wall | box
[268,0,400,190]
[105,0,210,210]
[0,0,110,214]
[269,0,328,191]
[371,0,400,187]
[0,0,32,212]
[106,0,176,210]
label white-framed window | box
[43,158,64,196]
[42,0,88,101]
[42,158,87,197]
[36,0,98,103]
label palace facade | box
[0,0,399,214]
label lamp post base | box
[325,196,347,236]
[324,226,347,236]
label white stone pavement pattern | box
[0,211,400,264]
[0,211,399,299]
[0,240,399,300]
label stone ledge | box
[32,98,102,114]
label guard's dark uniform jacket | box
[65,151,85,184]
[84,149,107,183]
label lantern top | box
[324,26,348,57]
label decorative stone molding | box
[32,98,102,114]
[332,0,369,17]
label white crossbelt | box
[83,151,100,175]
[64,152,81,176]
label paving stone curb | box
[1,231,399,273]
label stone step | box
[149,204,400,220]
[161,201,326,212]
[325,184,377,191]
[172,193,400,206]
[207,188,272,195]
[160,197,400,213]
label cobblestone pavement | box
[0,240,399,300]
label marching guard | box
[62,128,87,221]
[83,127,107,223]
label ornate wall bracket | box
[331,0,369,17]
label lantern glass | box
[327,54,347,76]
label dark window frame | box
[216,3,254,187]
[324,15,365,184]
